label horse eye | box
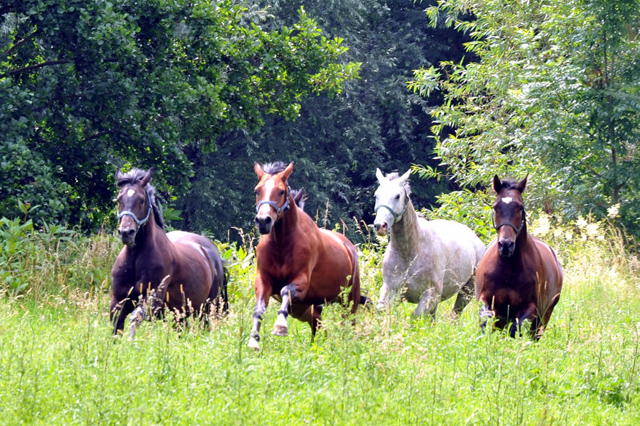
[394,194,400,200]
[279,190,285,196]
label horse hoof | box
[248,337,260,351]
[272,324,288,336]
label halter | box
[117,190,153,227]
[256,185,291,221]
[492,208,526,236]
[374,189,409,224]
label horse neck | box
[270,197,300,246]
[504,223,531,263]
[389,199,420,256]
[130,213,169,255]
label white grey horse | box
[373,168,485,318]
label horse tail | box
[221,265,230,312]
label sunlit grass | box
[0,216,639,425]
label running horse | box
[248,162,362,351]
[373,168,485,318]
[475,175,563,339]
[110,168,228,337]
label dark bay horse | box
[110,168,228,336]
[248,162,361,351]
[475,175,563,339]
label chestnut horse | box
[248,162,361,351]
[475,175,563,339]
[110,168,228,336]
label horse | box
[475,175,563,339]
[248,161,362,351]
[110,168,228,337]
[373,168,485,318]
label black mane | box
[116,168,165,229]
[260,161,309,210]
[262,161,288,175]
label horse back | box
[166,231,224,303]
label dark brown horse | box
[475,175,563,339]
[110,168,227,336]
[248,162,362,351]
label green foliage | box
[0,216,118,298]
[411,0,640,237]
[0,0,358,230]
[178,0,470,240]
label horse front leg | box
[248,293,270,351]
[414,282,442,320]
[273,284,298,336]
[479,302,495,332]
[110,295,135,335]
[511,303,537,338]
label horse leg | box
[452,277,474,317]
[273,284,297,336]
[110,297,135,335]
[414,287,440,320]
[375,282,392,311]
[479,302,495,332]
[510,303,536,338]
[248,295,269,351]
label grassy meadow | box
[0,216,639,425]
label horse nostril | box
[264,216,272,225]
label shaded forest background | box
[2,0,639,242]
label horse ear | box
[116,169,124,182]
[492,175,502,193]
[254,162,264,179]
[140,168,153,186]
[516,174,528,193]
[376,168,386,183]
[398,169,412,184]
[280,162,294,181]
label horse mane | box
[291,188,309,211]
[497,179,524,193]
[261,161,288,175]
[386,172,412,196]
[116,168,165,229]
[260,161,308,210]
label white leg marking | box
[248,337,260,351]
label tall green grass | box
[0,216,639,425]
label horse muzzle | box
[373,221,388,236]
[498,238,515,257]
[255,215,274,235]
[118,225,138,246]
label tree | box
[0,0,358,229]
[178,0,472,240]
[410,0,640,234]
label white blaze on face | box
[501,197,513,204]
[257,179,275,216]
[127,189,135,197]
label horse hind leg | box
[452,277,474,317]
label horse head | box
[115,168,154,246]
[373,168,411,236]
[254,162,294,235]
[492,175,528,257]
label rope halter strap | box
[117,190,152,227]
[492,209,526,236]
[374,190,409,224]
[256,185,291,221]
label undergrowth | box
[0,214,639,425]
